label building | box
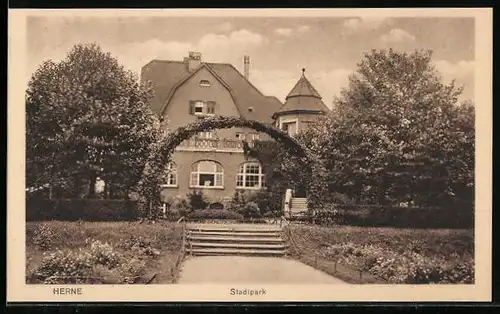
[140,52,329,205]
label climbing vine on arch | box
[135,116,328,215]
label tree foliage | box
[302,49,474,207]
[140,115,327,210]
[26,43,162,199]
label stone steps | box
[187,235,285,243]
[189,242,286,249]
[186,247,287,256]
[188,231,281,237]
[185,224,287,257]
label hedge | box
[26,198,138,221]
[314,203,474,229]
[187,209,244,221]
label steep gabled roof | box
[274,70,330,117]
[140,60,188,114]
[140,59,282,123]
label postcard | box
[7,8,492,302]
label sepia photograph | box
[7,8,492,302]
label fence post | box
[334,259,337,273]
[315,254,318,267]
[359,270,362,281]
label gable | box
[140,60,283,124]
[167,66,241,119]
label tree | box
[26,43,162,199]
[303,49,474,207]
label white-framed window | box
[249,133,260,141]
[199,79,211,87]
[190,100,216,116]
[280,119,298,136]
[197,131,214,139]
[190,160,224,189]
[236,132,246,140]
[236,162,265,189]
[161,162,178,187]
[194,101,204,115]
[207,102,215,114]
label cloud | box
[434,60,475,82]
[108,29,266,74]
[274,28,293,37]
[342,17,389,32]
[297,25,310,33]
[27,29,268,85]
[379,28,416,44]
[250,68,352,108]
[215,22,233,33]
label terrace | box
[175,138,277,153]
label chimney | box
[187,51,201,72]
[244,55,250,80]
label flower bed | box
[288,225,474,284]
[26,221,182,284]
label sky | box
[26,15,475,106]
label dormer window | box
[199,80,211,87]
[248,107,254,112]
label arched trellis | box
[137,116,328,214]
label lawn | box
[26,221,183,284]
[285,224,474,284]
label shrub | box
[230,189,279,215]
[170,197,192,217]
[27,238,152,284]
[117,258,147,284]
[86,239,122,268]
[31,223,55,249]
[315,203,473,229]
[323,242,474,284]
[228,190,248,211]
[237,202,261,219]
[26,198,138,221]
[291,225,474,284]
[164,208,181,221]
[263,211,280,218]
[208,202,224,209]
[187,209,244,220]
[237,218,268,224]
[28,248,97,284]
[186,190,209,210]
[119,235,161,257]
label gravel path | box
[177,256,347,284]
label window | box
[194,101,204,115]
[162,162,178,187]
[189,100,216,116]
[280,120,298,136]
[207,101,215,114]
[236,132,246,140]
[249,133,260,141]
[190,160,224,188]
[199,80,211,87]
[236,162,265,189]
[198,131,214,138]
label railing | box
[176,138,257,152]
[279,215,288,229]
[170,216,187,283]
[283,224,387,284]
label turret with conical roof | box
[273,69,329,135]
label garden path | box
[176,256,347,284]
